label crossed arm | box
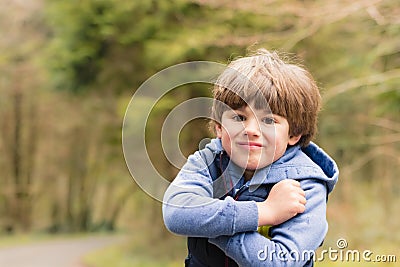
[162,152,327,266]
[208,180,328,267]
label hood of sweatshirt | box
[203,138,338,194]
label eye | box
[262,117,275,124]
[232,114,245,121]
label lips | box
[238,141,263,148]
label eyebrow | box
[226,108,274,116]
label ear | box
[288,135,302,146]
[215,123,223,138]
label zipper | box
[225,183,249,266]
[233,183,249,200]
[219,152,249,267]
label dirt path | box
[0,235,125,267]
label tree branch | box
[323,68,400,103]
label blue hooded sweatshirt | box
[163,138,339,266]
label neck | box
[244,169,255,181]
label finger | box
[292,185,305,196]
[299,196,307,205]
[288,179,301,186]
[297,203,306,213]
[297,188,306,197]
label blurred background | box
[0,0,399,266]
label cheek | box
[273,129,290,153]
[217,121,243,140]
[220,130,232,154]
[224,123,244,136]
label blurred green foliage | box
[0,0,399,265]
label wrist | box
[256,202,274,226]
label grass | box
[0,232,119,248]
[0,232,80,248]
[84,246,182,267]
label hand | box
[256,179,306,226]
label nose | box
[244,118,261,136]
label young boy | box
[162,49,339,266]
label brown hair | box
[211,49,321,147]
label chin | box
[247,162,270,170]
[245,164,261,170]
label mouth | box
[237,141,263,149]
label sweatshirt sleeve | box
[209,179,328,266]
[162,151,259,237]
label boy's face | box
[215,105,301,171]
